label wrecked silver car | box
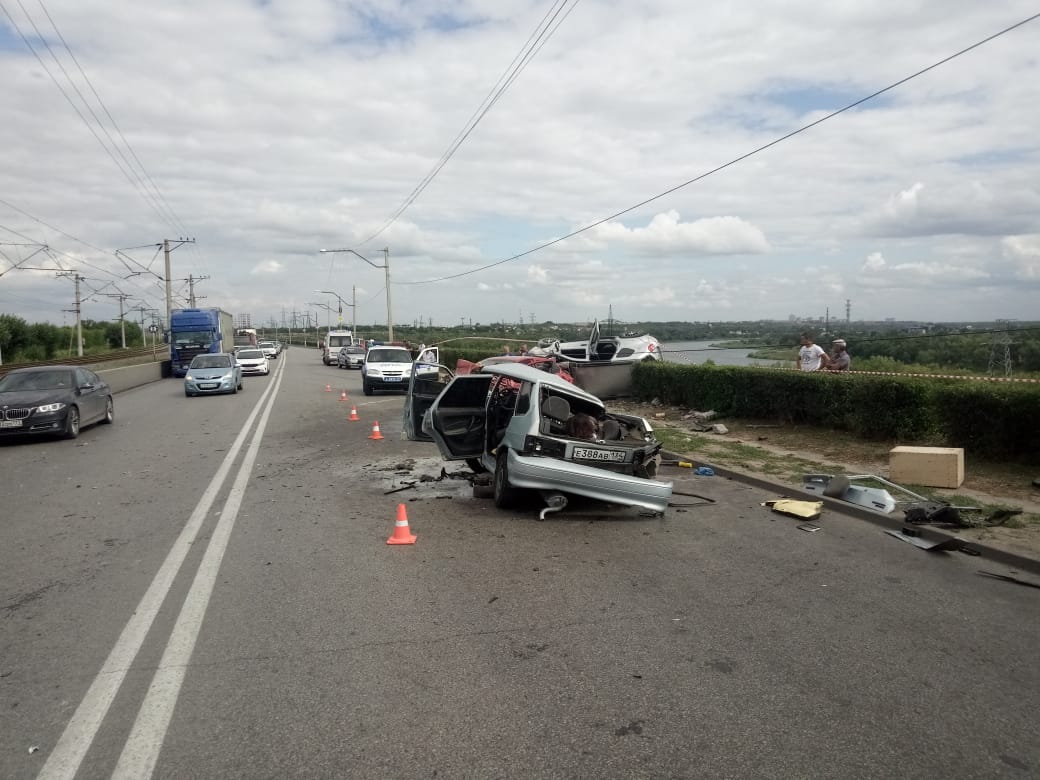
[404,361,673,517]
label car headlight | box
[36,402,66,413]
[368,368,382,376]
[185,374,195,381]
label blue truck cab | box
[169,308,235,377]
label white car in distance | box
[235,348,270,375]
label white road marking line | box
[36,356,284,780]
[112,355,286,778]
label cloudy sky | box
[1,0,1038,332]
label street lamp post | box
[314,290,356,341]
[318,248,392,342]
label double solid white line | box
[38,356,287,779]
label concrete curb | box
[662,451,1040,577]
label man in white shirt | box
[797,332,829,371]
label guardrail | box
[0,346,171,379]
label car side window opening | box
[487,378,522,448]
[75,368,93,388]
[514,382,532,416]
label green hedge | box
[631,362,1040,461]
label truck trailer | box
[169,308,235,377]
[233,328,258,349]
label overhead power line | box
[0,216,165,310]
[0,0,187,236]
[357,0,582,246]
[33,0,192,237]
[399,11,1040,286]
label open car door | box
[585,319,601,362]
[403,351,449,442]
[428,374,494,459]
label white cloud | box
[579,211,770,256]
[862,252,887,271]
[251,260,285,275]
[1002,234,1040,279]
[860,181,1040,238]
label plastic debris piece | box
[29,746,39,755]
[694,466,715,476]
[884,528,965,552]
[797,523,821,533]
[763,499,823,519]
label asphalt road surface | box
[2,348,1038,779]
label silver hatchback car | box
[405,361,672,518]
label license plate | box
[383,376,402,382]
[200,383,218,389]
[0,419,22,428]
[573,447,625,462]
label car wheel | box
[493,451,520,509]
[466,458,488,474]
[363,381,373,396]
[101,396,114,424]
[185,391,192,397]
[63,406,80,439]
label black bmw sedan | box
[0,365,114,440]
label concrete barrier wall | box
[97,362,166,393]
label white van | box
[322,329,354,365]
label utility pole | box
[163,238,196,331]
[98,292,131,348]
[846,299,851,325]
[987,320,1016,377]
[131,305,149,347]
[186,274,209,307]
[56,271,85,356]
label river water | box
[659,340,790,367]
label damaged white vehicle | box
[404,361,673,519]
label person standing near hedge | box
[826,339,851,371]
[797,332,829,371]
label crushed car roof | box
[478,362,602,404]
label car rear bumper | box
[504,449,672,512]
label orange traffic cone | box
[387,503,416,545]
[339,390,348,402]
[324,383,332,392]
[349,405,360,421]
[368,421,384,440]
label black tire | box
[185,391,192,397]
[363,380,373,396]
[63,406,80,439]
[466,458,489,474]
[101,396,114,424]
[493,451,520,509]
